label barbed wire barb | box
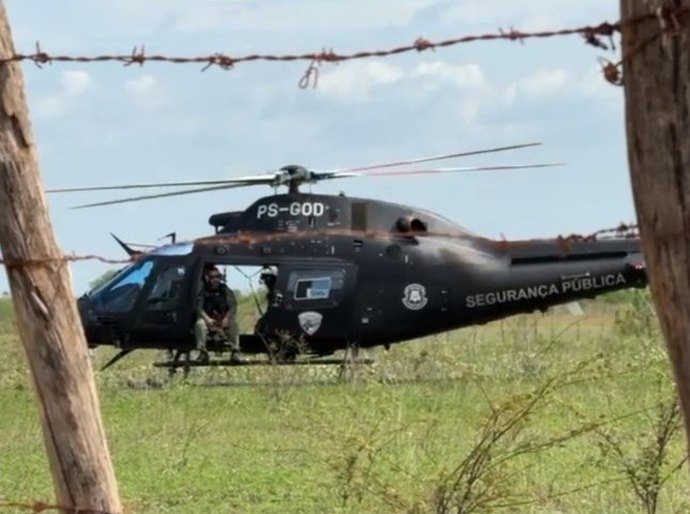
[123,44,145,67]
[413,37,435,52]
[499,27,526,45]
[30,41,50,69]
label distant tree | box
[88,269,119,291]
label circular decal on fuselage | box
[402,283,428,310]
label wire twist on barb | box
[582,21,619,50]
[123,45,146,67]
[413,37,434,52]
[499,27,526,44]
[31,41,51,68]
[582,28,610,50]
[316,48,340,63]
[202,53,235,71]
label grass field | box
[1,290,689,513]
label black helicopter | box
[47,142,648,371]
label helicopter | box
[47,142,648,373]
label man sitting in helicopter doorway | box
[194,264,241,363]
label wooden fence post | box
[621,0,690,459]
[0,1,122,512]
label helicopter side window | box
[144,264,187,310]
[287,269,346,306]
[90,260,154,313]
[294,277,331,300]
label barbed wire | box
[0,8,687,87]
[0,223,641,269]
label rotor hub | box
[278,164,311,193]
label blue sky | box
[0,1,631,295]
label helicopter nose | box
[76,295,100,347]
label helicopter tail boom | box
[467,237,647,316]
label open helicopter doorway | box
[203,262,279,339]
[193,258,360,361]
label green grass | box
[1,292,689,513]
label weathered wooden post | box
[621,0,690,457]
[0,1,122,512]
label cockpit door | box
[128,258,194,345]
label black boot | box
[196,349,210,364]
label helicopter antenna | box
[159,232,177,244]
[109,233,142,257]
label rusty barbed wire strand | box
[0,9,686,87]
[0,21,629,68]
[0,223,641,270]
[1,253,133,268]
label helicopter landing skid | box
[153,356,376,369]
[99,348,136,371]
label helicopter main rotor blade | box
[48,142,548,195]
[324,162,565,179]
[46,175,278,193]
[71,182,260,209]
[315,142,542,175]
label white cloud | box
[517,68,567,96]
[425,0,616,29]
[125,74,166,108]
[318,59,488,104]
[35,97,66,119]
[517,13,564,32]
[315,59,495,126]
[169,1,440,33]
[317,61,403,102]
[409,62,488,123]
[411,61,486,88]
[34,70,94,120]
[500,83,518,107]
[61,71,93,96]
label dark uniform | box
[194,280,239,360]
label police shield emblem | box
[402,283,428,310]
[298,311,323,335]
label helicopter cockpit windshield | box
[87,242,195,314]
[88,260,155,313]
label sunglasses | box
[208,273,221,279]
